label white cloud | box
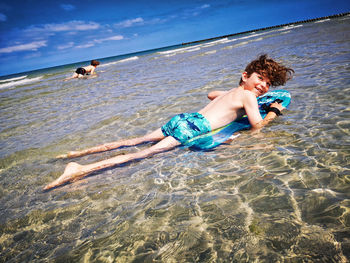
[75,35,124,49]
[201,4,210,9]
[57,41,75,50]
[114,16,172,29]
[0,20,101,54]
[100,35,124,41]
[26,21,100,33]
[24,52,42,59]
[75,43,95,49]
[115,17,144,28]
[73,22,100,31]
[0,41,47,53]
[60,4,76,11]
[0,13,6,21]
[183,4,211,17]
[148,17,170,25]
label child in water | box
[45,54,294,190]
[64,60,100,80]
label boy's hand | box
[270,102,284,112]
[251,101,285,131]
[267,102,284,116]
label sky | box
[0,0,349,76]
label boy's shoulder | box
[236,88,258,106]
[83,65,95,71]
[228,87,256,100]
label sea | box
[0,15,349,262]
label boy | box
[44,54,294,190]
[64,60,100,80]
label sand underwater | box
[0,15,349,262]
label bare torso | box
[83,65,95,74]
[199,87,251,130]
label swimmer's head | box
[91,60,100,67]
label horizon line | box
[181,12,350,46]
[2,12,349,77]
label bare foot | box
[43,162,86,190]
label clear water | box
[0,16,349,262]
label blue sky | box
[0,0,349,76]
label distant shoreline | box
[181,12,350,46]
[2,12,349,78]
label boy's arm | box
[243,92,283,130]
[90,66,96,75]
[254,102,284,130]
[208,90,227,100]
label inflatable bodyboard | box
[184,90,291,150]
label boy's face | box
[241,72,271,97]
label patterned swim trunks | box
[161,112,212,147]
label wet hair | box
[91,60,100,66]
[239,54,294,87]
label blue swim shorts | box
[161,112,212,147]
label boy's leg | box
[57,128,165,158]
[44,136,180,190]
[64,73,78,81]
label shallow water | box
[0,16,349,262]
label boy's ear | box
[241,72,248,82]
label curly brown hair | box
[91,60,100,66]
[240,54,294,87]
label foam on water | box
[0,76,43,89]
[99,56,139,67]
[0,75,27,83]
[314,18,331,23]
[158,45,202,55]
